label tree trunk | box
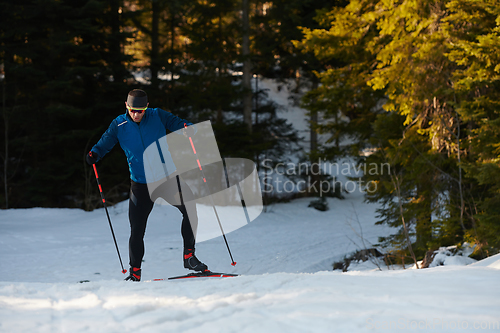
[167,5,176,110]
[110,0,124,83]
[150,0,160,88]
[389,167,419,268]
[242,0,252,133]
[2,73,7,209]
[310,78,320,195]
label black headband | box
[127,94,148,108]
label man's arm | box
[89,120,119,162]
[157,108,194,133]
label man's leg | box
[174,176,198,249]
[176,203,196,250]
[151,176,208,271]
[150,175,207,271]
[150,176,199,249]
[128,181,154,269]
[174,176,208,271]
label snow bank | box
[428,245,477,268]
[471,253,500,270]
[1,266,499,333]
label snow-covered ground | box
[1,190,499,332]
[1,79,499,332]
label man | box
[86,89,208,281]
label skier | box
[86,89,208,281]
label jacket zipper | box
[129,113,148,151]
[138,122,147,151]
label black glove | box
[86,151,99,165]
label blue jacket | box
[91,108,193,184]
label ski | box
[165,270,238,280]
[78,271,238,283]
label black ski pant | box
[128,177,197,269]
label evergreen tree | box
[298,0,500,259]
[253,0,348,199]
[295,0,385,203]
[173,0,300,183]
[444,0,500,254]
[0,0,131,209]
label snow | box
[1,79,499,332]
[2,268,499,333]
[472,255,500,270]
[427,245,478,268]
[1,192,500,332]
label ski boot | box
[124,267,141,281]
[183,248,208,272]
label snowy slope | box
[0,190,385,283]
[1,194,500,332]
[1,266,499,333]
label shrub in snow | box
[427,243,477,268]
[308,197,329,211]
[333,248,385,272]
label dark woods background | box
[1,0,500,260]
[0,0,333,209]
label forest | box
[1,0,499,261]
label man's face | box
[126,102,148,123]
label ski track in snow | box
[0,268,499,332]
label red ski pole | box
[91,159,127,274]
[184,124,236,266]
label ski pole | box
[91,161,127,274]
[184,124,237,266]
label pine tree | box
[296,0,384,160]
[0,0,131,208]
[296,0,500,260]
[444,0,500,254]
